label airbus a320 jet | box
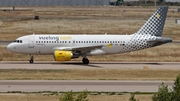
[7,6,172,64]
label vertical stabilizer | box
[135,6,168,36]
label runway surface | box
[0,41,11,45]
[0,61,178,92]
[0,80,174,92]
[0,61,180,70]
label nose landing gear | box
[29,55,34,63]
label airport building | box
[0,0,110,6]
[0,0,179,7]
[164,0,180,2]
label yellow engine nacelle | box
[54,51,73,61]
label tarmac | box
[0,80,174,92]
[0,61,178,92]
[0,61,180,70]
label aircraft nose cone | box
[7,44,13,51]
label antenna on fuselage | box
[105,32,107,35]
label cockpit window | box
[13,40,22,43]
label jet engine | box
[54,51,72,61]
[54,51,79,61]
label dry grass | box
[0,93,153,101]
[0,69,179,80]
[0,6,180,41]
[88,94,153,101]
[0,7,180,62]
[0,93,60,101]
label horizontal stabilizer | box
[147,37,172,45]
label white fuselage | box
[7,34,172,57]
[7,34,147,55]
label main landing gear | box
[82,58,89,65]
[29,55,34,63]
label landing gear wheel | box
[29,59,34,63]
[82,58,89,65]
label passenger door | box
[28,36,34,48]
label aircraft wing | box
[72,45,103,52]
[52,45,103,53]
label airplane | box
[7,6,172,64]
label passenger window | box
[20,40,22,43]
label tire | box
[82,58,89,64]
[29,60,34,63]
